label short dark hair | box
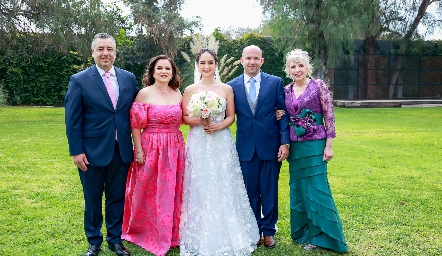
[142,55,181,90]
[91,33,116,50]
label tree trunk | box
[316,49,328,82]
[389,0,433,99]
[310,0,329,83]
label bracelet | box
[136,150,143,154]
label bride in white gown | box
[180,48,259,256]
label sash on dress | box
[289,108,324,137]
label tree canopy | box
[1,0,440,105]
[259,0,442,84]
[259,0,362,81]
[0,0,125,56]
[122,0,200,58]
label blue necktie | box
[249,77,256,104]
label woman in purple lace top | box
[284,49,348,252]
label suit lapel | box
[255,72,270,112]
[91,65,114,109]
[115,67,125,110]
[233,74,250,110]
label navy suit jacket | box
[65,65,139,166]
[228,72,290,161]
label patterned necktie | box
[104,72,117,109]
[249,77,256,104]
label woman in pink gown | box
[122,55,185,256]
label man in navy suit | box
[227,45,290,249]
[65,33,139,256]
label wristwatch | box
[284,143,290,148]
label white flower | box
[187,91,223,118]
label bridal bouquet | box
[187,91,223,118]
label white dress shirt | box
[96,66,119,99]
[243,72,261,102]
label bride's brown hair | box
[196,48,219,64]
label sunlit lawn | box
[0,106,441,255]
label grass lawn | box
[0,106,441,255]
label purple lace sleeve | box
[318,80,336,138]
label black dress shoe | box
[85,244,101,256]
[108,243,131,256]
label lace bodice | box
[209,96,227,123]
[284,78,336,141]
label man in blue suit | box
[227,45,290,249]
[65,33,139,256]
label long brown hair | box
[142,55,181,90]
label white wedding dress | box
[180,93,259,256]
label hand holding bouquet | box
[187,91,223,119]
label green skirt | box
[288,139,348,253]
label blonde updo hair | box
[284,49,314,78]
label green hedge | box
[0,42,83,106]
[2,33,439,106]
[0,33,302,106]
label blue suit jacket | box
[65,65,139,166]
[228,72,290,161]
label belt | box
[289,108,323,137]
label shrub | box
[0,83,8,106]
